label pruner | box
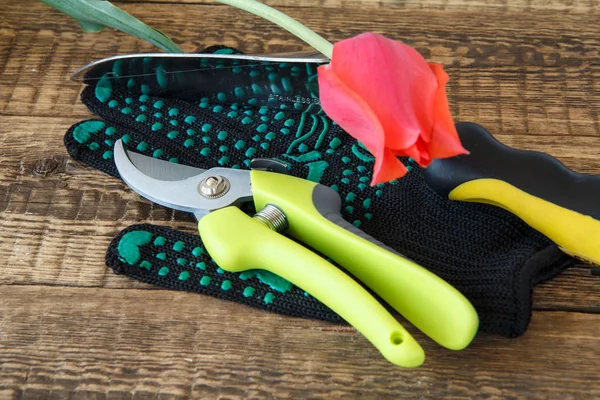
[113,139,479,367]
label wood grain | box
[1,286,600,399]
[2,0,600,397]
[117,0,600,13]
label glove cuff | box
[508,244,572,337]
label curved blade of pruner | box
[113,139,253,220]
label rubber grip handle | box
[423,122,600,265]
[449,179,600,266]
[198,206,425,368]
[249,170,479,351]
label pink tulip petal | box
[427,63,470,159]
[318,64,394,182]
[329,33,438,150]
[394,139,431,167]
[317,32,468,185]
[415,138,432,166]
[397,143,423,164]
[317,64,382,149]
[372,148,409,186]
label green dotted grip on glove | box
[199,170,479,366]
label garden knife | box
[422,122,600,267]
[70,51,329,112]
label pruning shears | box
[112,139,479,367]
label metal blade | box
[113,139,253,220]
[70,52,328,113]
[70,51,329,81]
[125,149,208,181]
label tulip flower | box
[317,33,469,185]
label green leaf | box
[38,0,183,53]
[76,19,105,32]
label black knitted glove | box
[65,46,574,338]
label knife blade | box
[71,51,330,112]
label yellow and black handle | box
[422,122,600,267]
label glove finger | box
[65,119,123,178]
[71,81,342,179]
[106,223,346,324]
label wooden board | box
[2,0,600,398]
[117,0,600,12]
[1,286,600,399]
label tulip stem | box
[214,0,334,58]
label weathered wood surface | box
[1,0,600,398]
[121,0,600,12]
[1,286,599,399]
